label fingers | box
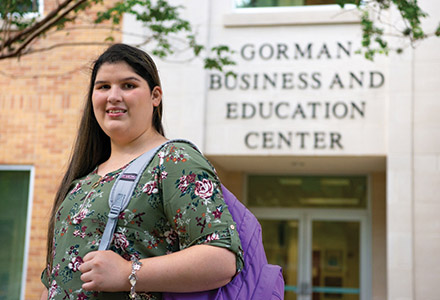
[78,250,128,292]
[82,280,96,291]
[80,264,101,292]
[78,251,110,292]
[78,260,89,273]
[83,251,97,262]
[79,250,104,273]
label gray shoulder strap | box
[99,139,200,250]
[99,145,160,250]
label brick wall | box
[0,1,121,298]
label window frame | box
[29,0,44,17]
[0,0,44,20]
[246,173,372,300]
[246,174,368,209]
[232,0,358,10]
[225,1,360,27]
[0,165,35,300]
[16,0,43,15]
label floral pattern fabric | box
[41,142,244,300]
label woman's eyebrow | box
[121,77,142,82]
[94,77,142,85]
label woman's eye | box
[96,84,110,90]
[124,83,135,89]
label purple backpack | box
[102,140,285,300]
[163,185,285,300]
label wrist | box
[128,256,143,299]
[122,258,133,292]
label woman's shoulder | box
[158,140,204,161]
[154,140,217,172]
[162,139,200,152]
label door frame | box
[251,208,371,300]
[0,165,35,300]
[247,173,372,300]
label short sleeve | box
[41,267,50,289]
[158,142,244,273]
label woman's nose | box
[107,86,122,102]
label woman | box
[41,43,243,300]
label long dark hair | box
[46,43,164,269]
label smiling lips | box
[106,108,127,117]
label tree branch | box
[0,62,88,79]
[0,0,88,60]
[24,41,112,55]
[1,0,76,50]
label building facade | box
[0,0,439,299]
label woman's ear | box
[151,86,162,107]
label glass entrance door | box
[310,220,360,300]
[260,216,365,300]
[248,175,370,299]
[260,219,299,300]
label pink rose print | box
[188,173,196,182]
[78,292,88,300]
[178,173,196,193]
[188,173,196,183]
[206,232,220,242]
[164,229,178,245]
[158,151,165,165]
[212,208,223,219]
[161,171,168,179]
[142,181,158,195]
[72,209,88,224]
[73,226,87,239]
[70,182,81,194]
[68,256,83,272]
[178,176,190,192]
[52,263,60,277]
[48,280,59,299]
[113,232,129,250]
[195,179,214,200]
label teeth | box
[108,110,125,113]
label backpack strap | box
[98,145,161,250]
[98,139,199,251]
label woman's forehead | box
[94,62,145,82]
[96,61,136,75]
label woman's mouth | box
[106,109,127,117]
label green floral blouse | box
[41,142,244,300]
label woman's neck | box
[97,132,167,177]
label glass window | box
[236,0,344,8]
[0,170,31,300]
[1,0,40,14]
[248,175,367,209]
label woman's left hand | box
[79,250,131,292]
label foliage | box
[0,0,235,72]
[336,0,439,60]
[0,0,438,66]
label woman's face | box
[92,61,162,145]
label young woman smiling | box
[40,44,243,300]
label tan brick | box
[0,1,121,298]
